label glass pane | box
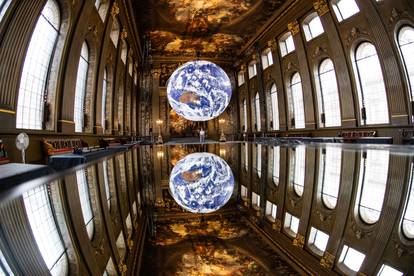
[0,0,12,22]
[110,19,120,47]
[74,42,89,132]
[273,146,280,185]
[320,147,342,209]
[244,143,248,172]
[270,84,279,130]
[292,146,306,197]
[309,227,329,253]
[16,0,60,129]
[333,0,360,22]
[290,73,305,129]
[76,170,95,239]
[256,144,262,178]
[377,265,403,276]
[399,26,414,101]
[23,183,68,275]
[339,245,365,272]
[305,14,324,41]
[0,248,13,275]
[101,69,108,129]
[286,34,295,53]
[402,163,414,239]
[103,160,111,210]
[255,93,261,131]
[238,71,244,86]
[243,99,248,131]
[318,59,341,127]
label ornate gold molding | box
[127,236,134,251]
[288,20,300,36]
[0,108,15,114]
[118,261,127,275]
[58,119,75,124]
[111,2,120,18]
[313,0,330,17]
[120,27,128,40]
[272,219,282,232]
[320,251,335,270]
[293,234,305,248]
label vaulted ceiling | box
[133,0,287,60]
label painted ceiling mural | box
[135,0,286,58]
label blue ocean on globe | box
[167,60,232,121]
[169,152,234,213]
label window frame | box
[303,12,324,41]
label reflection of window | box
[110,18,120,48]
[353,42,389,125]
[0,248,13,275]
[338,245,365,273]
[74,42,89,132]
[16,0,60,130]
[95,0,109,21]
[244,143,248,172]
[241,185,248,199]
[291,146,306,197]
[289,73,305,129]
[101,68,108,130]
[76,170,95,239]
[332,0,360,22]
[116,232,126,259]
[256,144,262,178]
[377,264,403,276]
[270,84,279,130]
[237,71,245,86]
[397,26,414,108]
[254,93,261,131]
[279,32,295,57]
[265,201,277,221]
[103,160,111,210]
[273,146,280,185]
[402,162,414,239]
[126,213,132,235]
[317,59,341,127]
[261,48,273,69]
[103,257,116,276]
[23,183,68,275]
[303,13,324,41]
[284,212,299,237]
[248,61,257,79]
[0,0,12,22]
[252,192,260,209]
[243,99,248,132]
[358,150,389,224]
[319,147,342,209]
[308,227,329,254]
[121,41,127,64]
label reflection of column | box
[151,68,161,138]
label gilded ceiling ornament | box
[111,2,120,18]
[272,219,282,232]
[127,236,134,251]
[268,39,278,52]
[293,234,305,248]
[240,64,246,73]
[313,0,330,17]
[320,251,335,270]
[118,261,127,275]
[288,20,300,36]
[121,28,128,39]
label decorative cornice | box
[313,0,330,17]
[288,20,300,36]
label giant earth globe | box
[167,60,232,121]
[169,152,234,213]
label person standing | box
[199,128,205,143]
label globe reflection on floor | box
[169,152,234,213]
[167,60,232,121]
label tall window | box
[23,183,68,275]
[237,71,245,86]
[397,26,414,113]
[16,0,60,129]
[332,0,360,22]
[284,212,299,237]
[243,99,248,132]
[76,170,95,240]
[338,245,365,273]
[270,84,280,130]
[273,146,280,185]
[357,150,389,224]
[319,147,342,209]
[0,248,13,275]
[101,68,108,130]
[290,73,305,129]
[291,146,306,197]
[74,42,89,132]
[256,144,262,178]
[254,93,261,131]
[248,61,257,79]
[303,13,324,41]
[110,18,120,48]
[317,59,341,127]
[244,143,248,172]
[279,32,295,57]
[103,160,112,210]
[353,42,389,125]
[0,0,12,22]
[402,162,414,239]
[261,48,273,69]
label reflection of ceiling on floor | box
[134,0,287,58]
[141,217,299,275]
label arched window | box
[317,59,341,127]
[74,42,89,132]
[357,150,389,224]
[319,147,342,209]
[121,41,127,64]
[243,142,248,172]
[110,18,120,48]
[237,70,245,86]
[16,0,60,129]
[248,61,257,79]
[0,248,13,275]
[256,144,262,178]
[291,146,306,197]
[397,26,414,113]
[23,183,68,275]
[353,42,389,125]
[303,13,324,41]
[101,68,108,130]
[279,32,295,57]
[0,0,12,22]
[332,0,360,22]
[273,146,280,185]
[270,84,279,130]
[243,99,248,132]
[76,170,95,239]
[289,73,305,129]
[95,0,109,22]
[261,48,273,69]
[103,160,112,210]
[402,162,414,239]
[254,93,261,131]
